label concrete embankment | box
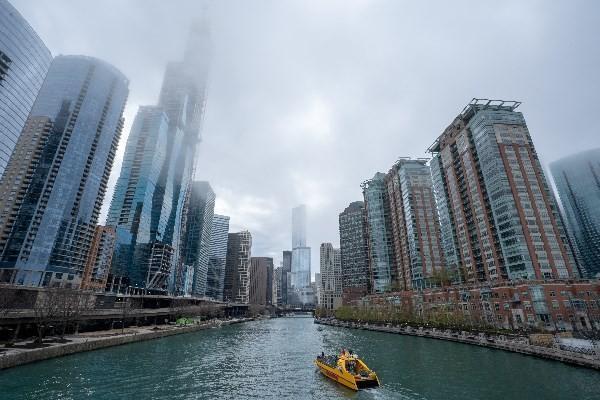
[0,318,253,370]
[315,318,600,370]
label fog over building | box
[0,0,52,179]
[550,148,600,278]
[0,55,128,287]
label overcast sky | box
[13,0,600,276]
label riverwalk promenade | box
[0,318,253,370]
[315,317,600,370]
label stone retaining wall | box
[315,318,600,370]
[0,318,252,370]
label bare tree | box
[32,289,63,344]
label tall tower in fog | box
[107,19,211,294]
[290,205,312,304]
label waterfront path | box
[315,317,600,370]
[0,318,252,370]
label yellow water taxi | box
[314,349,380,391]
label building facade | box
[550,148,600,278]
[291,205,311,291]
[81,226,116,291]
[106,106,168,292]
[223,231,252,303]
[0,55,128,287]
[386,159,448,291]
[206,214,230,300]
[362,172,396,293]
[0,0,52,178]
[319,243,342,310]
[249,257,274,305]
[339,201,369,304]
[281,250,292,305]
[429,99,577,284]
[181,181,215,296]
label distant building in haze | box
[550,148,600,278]
[338,201,369,304]
[0,55,128,287]
[0,0,52,179]
[206,214,230,300]
[319,243,342,310]
[290,205,311,304]
[428,99,577,283]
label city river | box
[0,317,598,399]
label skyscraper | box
[339,201,369,303]
[319,243,342,310]
[181,181,215,296]
[550,148,600,278]
[105,20,211,294]
[249,257,274,305]
[223,231,252,303]
[362,173,396,293]
[281,250,292,304]
[386,159,448,290]
[106,106,168,292]
[206,214,230,300]
[291,205,311,298]
[0,0,52,178]
[0,55,128,287]
[428,99,577,283]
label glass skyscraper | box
[181,181,215,296]
[362,172,395,293]
[106,20,210,294]
[338,201,369,302]
[0,55,128,287]
[206,214,230,300]
[106,106,168,292]
[550,148,600,278]
[0,0,52,178]
[429,99,577,283]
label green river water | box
[0,316,598,399]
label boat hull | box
[314,359,379,391]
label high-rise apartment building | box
[319,243,342,310]
[206,214,230,300]
[362,173,396,293]
[223,231,252,303]
[281,250,292,304]
[181,181,215,296]
[428,99,577,283]
[386,159,447,290]
[338,201,369,303]
[249,257,273,305]
[106,106,168,292]
[0,0,52,178]
[273,265,283,306]
[0,55,128,287]
[550,148,600,278]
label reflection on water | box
[0,317,598,399]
